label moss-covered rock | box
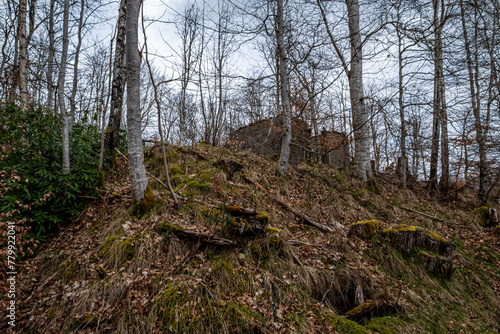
[351,220,380,240]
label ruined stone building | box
[227,116,350,168]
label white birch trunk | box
[58,0,70,173]
[346,0,371,181]
[276,0,292,176]
[18,0,28,103]
[126,0,149,202]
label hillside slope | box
[8,143,500,333]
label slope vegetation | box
[9,143,500,333]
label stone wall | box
[228,117,349,168]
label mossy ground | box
[12,143,500,334]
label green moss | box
[155,222,185,233]
[365,317,402,334]
[63,261,80,283]
[396,225,421,232]
[427,230,447,242]
[324,314,370,333]
[197,170,213,182]
[269,234,281,248]
[68,313,99,331]
[256,212,270,225]
[381,227,394,234]
[345,302,373,317]
[265,226,280,234]
[351,220,380,239]
[475,206,492,227]
[157,281,259,333]
[169,165,183,175]
[119,237,137,262]
[185,180,211,194]
[100,234,139,265]
[100,235,119,257]
[131,184,155,217]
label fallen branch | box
[176,229,235,246]
[241,174,334,233]
[401,206,457,224]
[156,223,235,246]
[274,195,333,232]
[223,205,258,216]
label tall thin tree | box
[126,0,149,202]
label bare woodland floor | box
[4,143,500,333]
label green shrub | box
[0,103,102,240]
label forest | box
[1,0,500,333]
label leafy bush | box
[0,103,102,240]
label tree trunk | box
[18,0,28,103]
[460,0,487,204]
[428,0,442,193]
[46,0,55,110]
[126,0,149,202]
[397,9,407,187]
[436,0,449,196]
[105,0,127,165]
[276,0,292,176]
[58,0,71,173]
[69,0,85,132]
[346,0,371,181]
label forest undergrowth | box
[4,143,500,333]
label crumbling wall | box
[228,117,349,168]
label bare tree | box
[18,0,28,103]
[276,0,292,176]
[126,0,149,202]
[105,0,127,165]
[58,0,70,173]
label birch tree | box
[276,0,292,176]
[18,0,28,103]
[58,0,70,173]
[126,0,149,202]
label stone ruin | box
[227,116,350,168]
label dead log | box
[273,195,333,232]
[241,175,334,233]
[155,222,234,246]
[223,205,258,216]
[401,206,456,224]
[344,300,400,322]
